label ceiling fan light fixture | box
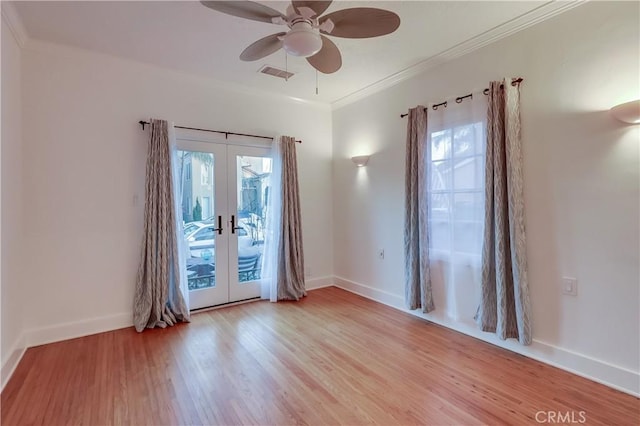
[282,22,322,57]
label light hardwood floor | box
[2,287,638,425]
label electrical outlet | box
[305,266,312,277]
[377,248,384,260]
[562,277,578,296]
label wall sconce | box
[610,99,640,124]
[351,155,370,167]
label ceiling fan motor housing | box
[283,21,322,57]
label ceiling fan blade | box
[200,1,285,24]
[307,35,342,74]
[320,8,400,38]
[240,32,287,61]
[292,1,332,18]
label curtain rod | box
[399,78,523,118]
[138,121,302,144]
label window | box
[185,163,191,181]
[201,164,210,185]
[428,122,485,259]
[425,95,486,322]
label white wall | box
[332,1,639,395]
[1,15,26,385]
[20,41,333,344]
[6,0,639,397]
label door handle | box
[212,215,223,235]
[230,215,242,234]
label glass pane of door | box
[236,155,271,283]
[179,151,216,290]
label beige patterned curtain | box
[477,80,531,345]
[275,136,306,300]
[404,106,434,313]
[133,118,190,332]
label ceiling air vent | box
[259,65,294,80]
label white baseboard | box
[333,276,640,397]
[1,333,26,391]
[333,276,405,308]
[24,312,133,348]
[306,276,334,290]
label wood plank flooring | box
[2,287,638,425]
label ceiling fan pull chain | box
[285,52,289,82]
[316,69,319,95]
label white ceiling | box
[13,1,555,105]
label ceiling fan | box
[200,1,401,74]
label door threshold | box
[190,297,261,314]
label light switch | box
[562,277,578,296]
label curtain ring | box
[432,101,448,110]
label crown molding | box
[331,0,587,110]
[1,2,28,48]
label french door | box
[177,137,271,310]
